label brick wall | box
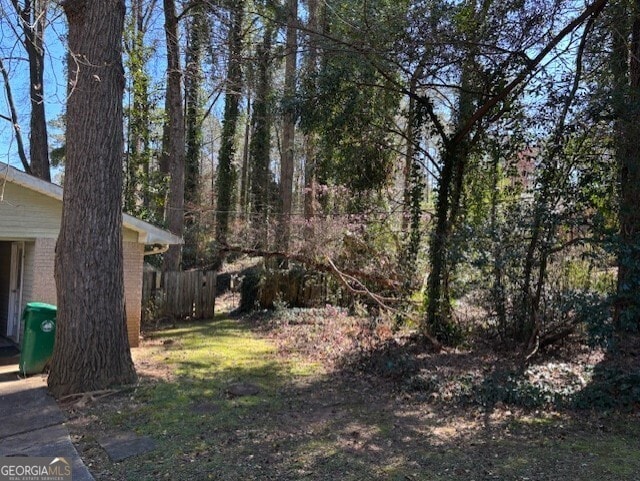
[123,242,144,347]
[29,237,144,348]
[31,238,57,305]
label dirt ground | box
[61,295,640,480]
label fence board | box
[142,270,216,321]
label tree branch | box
[0,57,31,174]
[219,244,402,291]
[452,0,608,145]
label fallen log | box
[219,244,403,292]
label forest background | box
[1,0,639,401]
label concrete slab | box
[0,424,94,481]
[97,432,156,462]
[0,370,95,480]
[0,379,65,439]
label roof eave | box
[2,162,183,246]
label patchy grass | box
[64,309,640,481]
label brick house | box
[0,162,181,348]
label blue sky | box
[0,3,67,172]
[0,2,169,178]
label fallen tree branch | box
[221,244,443,351]
[220,244,402,291]
[325,256,401,309]
[524,323,577,365]
[539,325,576,349]
[326,257,442,351]
[57,386,134,407]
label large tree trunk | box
[48,0,136,398]
[162,0,185,271]
[614,0,640,332]
[277,0,298,254]
[184,4,206,207]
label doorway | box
[0,241,24,343]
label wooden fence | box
[142,270,216,321]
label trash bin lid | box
[24,302,57,312]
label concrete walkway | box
[0,366,94,480]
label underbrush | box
[67,305,640,481]
[253,305,638,412]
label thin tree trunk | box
[402,94,416,233]
[162,0,185,271]
[124,0,153,215]
[425,143,457,338]
[424,0,488,343]
[215,0,244,248]
[48,0,136,398]
[249,21,273,248]
[239,91,251,219]
[489,149,507,339]
[183,3,207,268]
[303,0,321,234]
[0,57,30,173]
[425,74,474,342]
[11,0,50,180]
[277,0,298,255]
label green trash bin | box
[19,302,57,376]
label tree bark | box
[303,0,321,236]
[239,91,251,220]
[16,0,51,181]
[183,3,207,268]
[277,0,298,255]
[249,21,273,248]
[184,3,206,207]
[48,0,136,398]
[425,143,459,339]
[215,0,244,247]
[124,0,154,215]
[614,0,640,332]
[162,0,185,271]
[0,57,30,173]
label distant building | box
[513,148,537,191]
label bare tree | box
[14,0,51,180]
[0,0,51,179]
[0,57,30,173]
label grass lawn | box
[64,311,640,480]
